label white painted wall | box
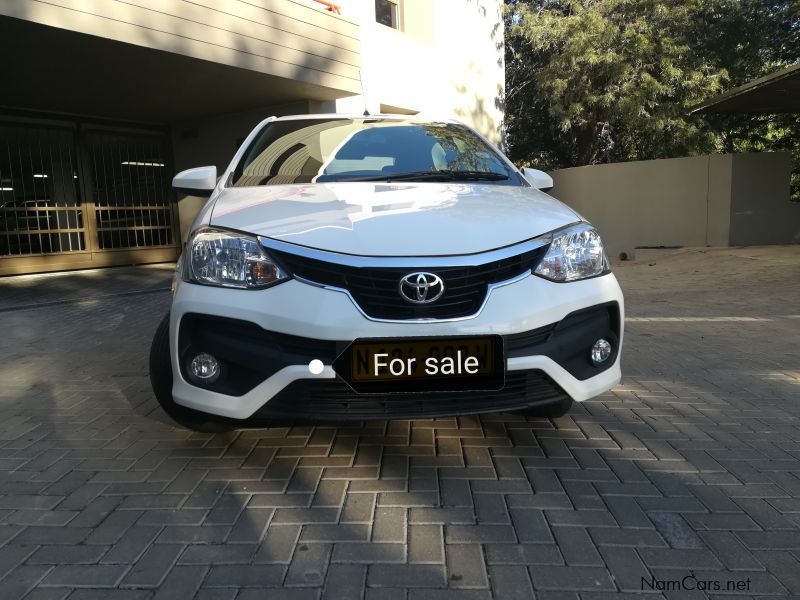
[335,0,505,142]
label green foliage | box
[504,0,800,197]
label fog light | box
[189,352,220,383]
[590,339,612,365]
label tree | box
[505,0,800,190]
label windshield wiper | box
[333,170,510,182]
[447,170,509,181]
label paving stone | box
[637,548,722,570]
[603,496,653,529]
[440,480,472,507]
[734,497,798,530]
[1,250,800,598]
[284,543,331,587]
[15,527,91,546]
[0,496,64,510]
[588,527,667,548]
[300,523,370,542]
[552,526,603,566]
[340,493,376,524]
[408,591,491,600]
[647,512,704,549]
[254,525,301,564]
[444,524,516,543]
[528,565,616,591]
[366,564,446,588]
[204,564,284,587]
[28,545,109,565]
[736,531,800,550]
[545,510,617,528]
[752,550,800,594]
[272,508,339,525]
[408,508,475,525]
[64,591,151,600]
[599,546,651,592]
[371,507,406,543]
[227,507,273,543]
[0,564,53,599]
[331,542,405,564]
[177,544,256,565]
[483,543,563,566]
[84,511,142,545]
[408,525,444,564]
[152,566,207,599]
[487,565,535,600]
[321,564,365,600]
[41,565,128,587]
[684,512,761,531]
[100,526,160,564]
[445,544,488,588]
[193,590,237,600]
[120,543,183,587]
[699,531,764,571]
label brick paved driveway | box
[0,246,798,599]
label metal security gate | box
[0,116,179,276]
[87,131,175,251]
[0,124,86,258]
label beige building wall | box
[549,153,796,258]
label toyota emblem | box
[398,272,445,304]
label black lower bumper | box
[253,369,570,420]
[177,302,620,398]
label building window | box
[375,0,401,30]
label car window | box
[231,118,520,186]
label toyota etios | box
[150,115,623,429]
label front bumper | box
[169,272,624,420]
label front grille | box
[272,246,548,320]
[255,370,569,421]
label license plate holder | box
[333,335,505,394]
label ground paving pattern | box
[0,246,798,599]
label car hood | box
[209,182,581,256]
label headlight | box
[534,223,610,282]
[186,228,287,289]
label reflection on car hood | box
[209,182,581,256]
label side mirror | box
[173,166,217,196]
[521,167,554,191]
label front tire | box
[149,313,234,432]
[515,396,574,419]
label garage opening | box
[0,116,179,275]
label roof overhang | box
[0,16,357,124]
[690,64,800,115]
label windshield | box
[230,118,522,186]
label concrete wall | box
[0,0,361,95]
[729,152,800,246]
[549,153,797,258]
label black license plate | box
[333,335,505,393]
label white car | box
[150,114,623,430]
